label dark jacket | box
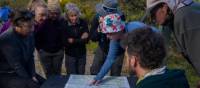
[35,18,65,53]
[64,19,89,57]
[0,28,36,79]
[137,69,189,88]
[89,14,125,53]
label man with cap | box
[145,0,200,85]
[0,9,40,88]
[90,0,125,77]
[35,0,65,78]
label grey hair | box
[64,3,82,17]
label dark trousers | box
[0,74,40,88]
[65,55,86,74]
[90,47,124,76]
[38,49,64,78]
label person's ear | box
[15,26,21,32]
[130,56,137,68]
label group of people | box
[0,0,200,88]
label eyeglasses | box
[103,6,116,12]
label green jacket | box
[137,69,189,88]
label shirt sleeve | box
[74,20,89,44]
[94,40,124,80]
[28,38,36,77]
[28,53,36,77]
[89,15,101,42]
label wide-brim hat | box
[95,0,122,16]
[101,13,125,34]
[147,0,166,11]
[141,0,166,22]
[146,0,167,16]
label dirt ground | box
[34,50,129,78]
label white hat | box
[146,0,166,11]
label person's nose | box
[42,16,47,20]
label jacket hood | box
[146,0,193,13]
[165,0,193,12]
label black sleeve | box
[89,15,101,42]
[60,21,69,46]
[28,52,36,77]
[0,40,30,78]
[34,31,42,50]
[82,20,89,33]
[28,37,36,77]
[74,19,89,44]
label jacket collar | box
[67,19,80,26]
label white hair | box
[64,3,82,17]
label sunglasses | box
[103,6,116,12]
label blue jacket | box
[95,21,159,80]
[90,14,126,53]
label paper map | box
[64,75,130,88]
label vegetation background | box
[1,0,200,88]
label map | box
[64,75,130,88]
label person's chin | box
[39,20,45,24]
[22,32,31,37]
[50,18,58,21]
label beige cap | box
[47,0,61,12]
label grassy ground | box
[166,47,200,88]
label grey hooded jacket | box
[167,0,200,75]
